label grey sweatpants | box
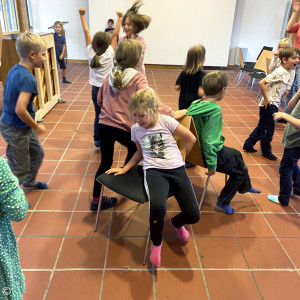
[0,119,44,185]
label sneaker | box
[217,201,234,214]
[23,181,48,190]
[90,196,117,211]
[243,146,257,153]
[185,161,195,168]
[62,78,72,84]
[94,141,100,148]
[263,153,278,161]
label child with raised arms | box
[119,0,151,77]
[79,6,123,148]
[106,89,200,267]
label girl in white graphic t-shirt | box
[106,89,200,267]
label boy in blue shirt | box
[187,71,260,214]
[0,32,48,189]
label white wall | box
[29,0,292,66]
[228,0,291,65]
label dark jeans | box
[203,146,252,206]
[278,146,300,206]
[93,124,137,197]
[92,85,101,142]
[145,166,200,246]
[243,105,278,156]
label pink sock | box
[91,197,100,203]
[150,243,162,267]
[169,218,189,243]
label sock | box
[150,243,162,267]
[169,218,189,243]
[248,187,261,194]
[217,201,234,214]
[267,194,280,205]
[91,197,100,203]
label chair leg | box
[94,185,105,232]
[198,176,210,210]
[243,76,251,95]
[256,90,261,102]
[236,71,245,87]
[143,230,151,265]
[250,78,256,92]
[234,70,242,84]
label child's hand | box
[262,99,270,108]
[292,1,300,13]
[59,55,63,60]
[284,89,290,97]
[273,112,287,122]
[79,6,86,15]
[105,168,126,176]
[116,10,123,18]
[34,124,46,135]
[206,170,216,176]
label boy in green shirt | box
[187,71,260,214]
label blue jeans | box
[92,85,101,142]
[278,146,300,206]
[243,105,278,156]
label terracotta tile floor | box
[1,63,300,299]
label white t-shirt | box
[131,114,185,170]
[85,44,114,87]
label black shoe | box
[185,160,195,168]
[276,119,287,124]
[243,146,257,153]
[263,153,278,161]
[90,196,117,211]
[62,78,72,84]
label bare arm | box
[79,6,92,47]
[110,11,123,50]
[60,44,66,58]
[286,1,300,31]
[198,86,205,98]
[259,78,270,108]
[15,92,46,135]
[174,109,187,119]
[288,89,300,111]
[106,142,143,175]
[273,112,300,129]
[174,123,196,157]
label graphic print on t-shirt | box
[142,133,167,159]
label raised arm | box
[110,11,123,50]
[79,6,92,46]
[286,1,300,31]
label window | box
[0,0,19,34]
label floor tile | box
[101,270,154,300]
[23,271,51,300]
[196,237,248,269]
[204,270,261,300]
[46,270,102,300]
[279,238,300,268]
[238,238,294,269]
[252,271,300,300]
[18,237,62,268]
[56,236,107,268]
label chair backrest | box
[254,49,274,73]
[237,48,245,68]
[266,58,272,75]
[256,46,273,60]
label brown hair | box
[202,71,229,96]
[113,39,142,89]
[183,45,206,75]
[122,0,151,34]
[279,47,299,63]
[90,32,111,68]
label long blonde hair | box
[16,32,46,58]
[183,45,206,75]
[113,39,142,89]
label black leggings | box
[145,166,200,246]
[93,124,137,197]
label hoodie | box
[98,67,148,132]
[187,100,225,171]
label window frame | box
[0,0,20,35]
